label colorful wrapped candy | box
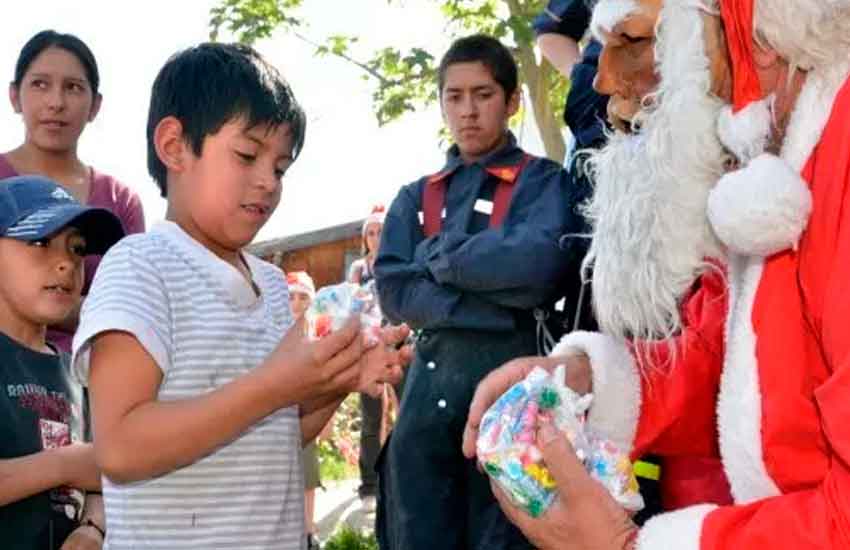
[477,365,644,517]
[305,282,383,343]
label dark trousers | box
[377,327,538,550]
[358,391,382,497]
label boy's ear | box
[9,83,21,114]
[154,116,188,173]
[506,88,521,118]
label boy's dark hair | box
[146,42,306,197]
[437,34,518,101]
[14,30,100,95]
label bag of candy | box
[305,281,383,343]
[477,365,643,517]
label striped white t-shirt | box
[73,222,303,550]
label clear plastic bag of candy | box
[305,281,383,343]
[477,365,644,517]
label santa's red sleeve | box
[639,82,850,550]
[637,229,850,549]
[550,268,727,462]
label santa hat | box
[716,0,772,162]
[708,0,812,257]
[362,204,386,235]
[286,271,315,298]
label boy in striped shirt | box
[72,43,409,549]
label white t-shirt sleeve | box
[72,238,172,385]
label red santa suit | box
[552,39,850,550]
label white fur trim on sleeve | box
[637,504,717,550]
[550,331,641,453]
[707,153,812,257]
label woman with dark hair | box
[1,29,145,352]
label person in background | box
[374,34,580,550]
[0,29,145,353]
[287,270,322,550]
[71,42,409,549]
[347,204,386,512]
[0,175,125,550]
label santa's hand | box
[462,353,592,459]
[491,421,638,550]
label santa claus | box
[463,0,850,547]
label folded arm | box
[421,163,578,309]
[0,444,100,506]
[375,187,515,331]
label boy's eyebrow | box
[444,84,497,94]
[243,134,265,146]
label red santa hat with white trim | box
[707,0,812,257]
[362,204,386,235]
[286,271,315,298]
[715,0,772,162]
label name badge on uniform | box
[418,209,446,225]
[474,199,494,216]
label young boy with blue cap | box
[0,174,124,549]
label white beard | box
[581,0,731,344]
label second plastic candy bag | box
[305,281,383,343]
[476,365,644,518]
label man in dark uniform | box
[374,35,583,550]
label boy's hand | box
[358,324,413,397]
[57,444,101,491]
[266,317,375,402]
[61,524,103,550]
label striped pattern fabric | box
[73,223,302,549]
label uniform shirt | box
[533,0,610,147]
[375,133,578,332]
[72,222,302,550]
[0,333,84,550]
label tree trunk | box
[506,0,566,162]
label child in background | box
[287,270,322,550]
[0,175,124,549]
[72,43,409,549]
[347,205,385,510]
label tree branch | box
[291,31,397,87]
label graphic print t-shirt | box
[0,332,84,550]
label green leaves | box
[323,525,379,550]
[367,47,438,125]
[315,35,359,57]
[209,0,304,44]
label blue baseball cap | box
[0,175,125,255]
